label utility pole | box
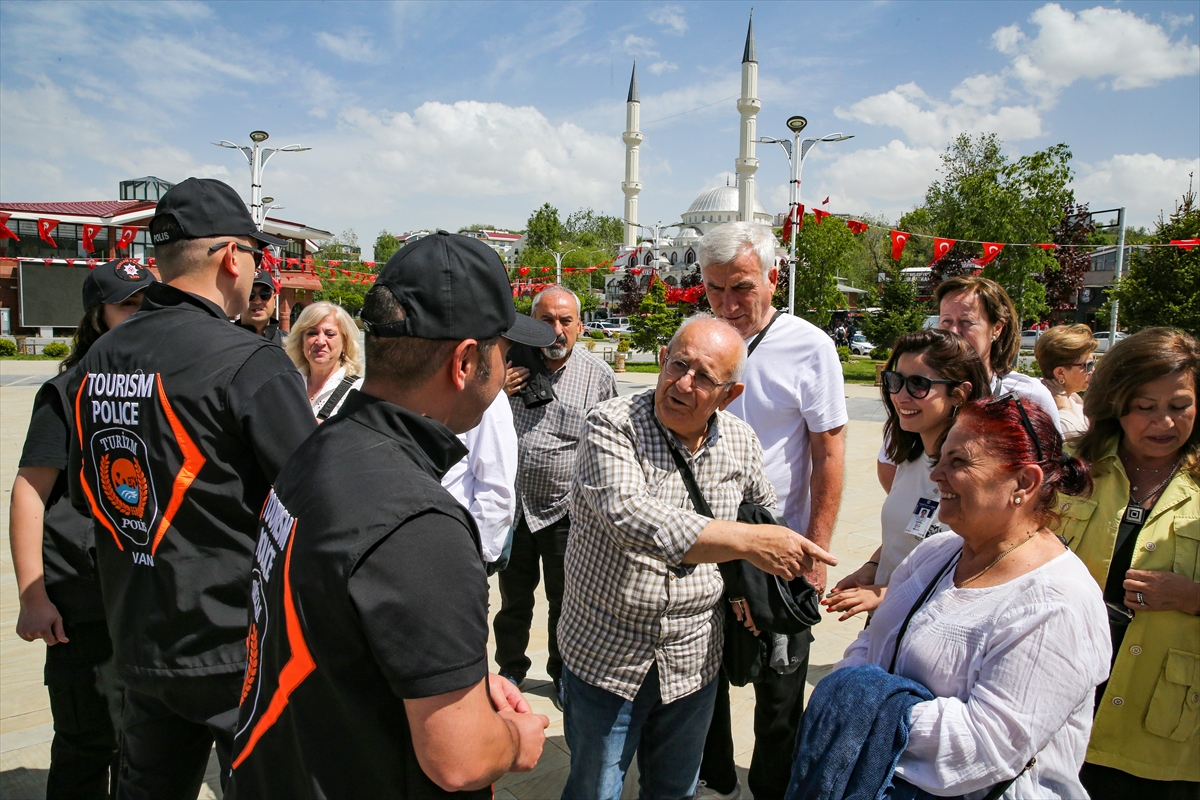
[1109,207,1126,342]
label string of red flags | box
[38,219,59,247]
[929,238,954,266]
[0,212,17,241]
[890,230,910,261]
[812,208,831,225]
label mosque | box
[605,13,776,302]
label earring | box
[1014,496,1022,505]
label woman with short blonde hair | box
[285,301,364,420]
[1035,324,1098,440]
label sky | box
[1,1,1198,258]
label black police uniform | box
[19,366,121,800]
[69,281,315,798]
[227,391,492,799]
[237,320,285,346]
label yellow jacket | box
[1056,437,1200,782]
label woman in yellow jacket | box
[1056,327,1200,800]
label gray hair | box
[667,314,748,384]
[532,285,581,317]
[698,221,777,281]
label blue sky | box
[2,1,1197,257]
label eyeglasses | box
[1070,359,1096,373]
[663,357,734,393]
[208,241,263,267]
[881,370,960,400]
[991,391,1044,463]
[251,287,274,302]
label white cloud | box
[1164,12,1196,33]
[649,61,678,75]
[994,3,1200,103]
[624,34,659,57]
[315,29,379,63]
[836,80,1043,147]
[648,5,688,35]
[1073,153,1200,227]
[816,140,942,217]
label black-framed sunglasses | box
[991,391,1045,463]
[208,241,263,267]
[251,287,274,302]
[663,357,734,393]
[1070,358,1096,373]
[881,370,960,400]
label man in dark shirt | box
[228,231,553,798]
[237,269,285,345]
[68,178,316,799]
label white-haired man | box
[498,286,618,707]
[558,316,837,798]
[698,221,848,800]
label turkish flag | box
[890,230,910,261]
[81,224,102,253]
[518,267,530,276]
[812,208,830,225]
[929,237,955,266]
[586,266,597,272]
[363,261,375,268]
[286,257,299,267]
[846,220,868,235]
[87,259,98,269]
[630,268,643,275]
[0,212,20,241]
[541,267,551,273]
[65,258,76,268]
[38,218,60,248]
[974,242,1004,267]
[328,260,342,267]
[1035,243,1057,250]
[115,226,138,251]
[782,204,804,241]
[1170,238,1199,251]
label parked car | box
[1092,331,1128,352]
[849,333,875,355]
[1020,329,1042,351]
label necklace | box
[1129,461,1179,509]
[957,529,1041,587]
[1121,454,1172,492]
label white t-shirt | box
[309,365,364,418]
[839,533,1109,800]
[442,392,519,563]
[876,453,949,586]
[726,312,849,533]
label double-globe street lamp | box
[213,131,310,229]
[758,118,853,316]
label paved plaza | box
[0,358,888,799]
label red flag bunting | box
[890,230,910,261]
[1035,243,1057,250]
[341,269,352,277]
[65,258,76,268]
[973,242,1004,267]
[812,208,830,225]
[540,266,551,273]
[586,266,597,272]
[363,261,375,268]
[147,258,156,268]
[38,218,60,248]
[87,259,98,269]
[929,237,955,266]
[1170,238,1200,251]
[782,205,804,242]
[328,260,342,267]
[0,212,18,241]
[629,268,643,275]
[81,224,101,252]
[43,258,54,266]
[286,257,299,267]
[518,267,530,276]
[845,219,868,235]
[115,226,138,251]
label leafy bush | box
[589,330,606,340]
[616,337,630,352]
[870,347,891,361]
[1015,358,1042,378]
[43,342,70,358]
[836,346,851,363]
[0,338,17,356]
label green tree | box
[457,223,498,232]
[787,214,859,328]
[524,203,565,251]
[1109,186,1200,335]
[861,266,928,356]
[314,277,368,316]
[628,280,682,360]
[373,231,400,265]
[565,208,623,250]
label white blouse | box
[839,533,1110,799]
[308,365,364,418]
[876,454,951,586]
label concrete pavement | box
[0,359,888,799]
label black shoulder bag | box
[317,374,359,421]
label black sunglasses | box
[251,287,274,301]
[1070,358,1096,373]
[881,370,960,400]
[991,391,1044,463]
[208,241,263,267]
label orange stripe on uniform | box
[152,375,206,555]
[232,520,314,769]
[75,374,123,551]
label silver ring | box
[1136,591,1146,606]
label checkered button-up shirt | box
[559,390,776,703]
[511,346,618,532]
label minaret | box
[736,12,760,223]
[622,61,643,250]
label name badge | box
[904,498,941,540]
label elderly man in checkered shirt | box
[557,316,836,800]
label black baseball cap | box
[251,269,277,290]
[150,178,287,248]
[362,230,556,347]
[83,258,157,308]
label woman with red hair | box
[835,395,1109,798]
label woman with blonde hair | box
[1035,323,1098,440]
[1056,327,1200,799]
[285,301,364,420]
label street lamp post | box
[758,122,853,315]
[551,247,577,285]
[213,131,311,229]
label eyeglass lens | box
[666,358,719,392]
[882,370,933,399]
[253,288,273,301]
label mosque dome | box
[685,185,768,217]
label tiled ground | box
[0,360,886,799]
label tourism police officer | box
[227,231,554,798]
[69,178,316,799]
[238,269,285,345]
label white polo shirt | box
[726,312,849,534]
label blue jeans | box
[561,662,717,800]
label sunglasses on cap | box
[881,370,960,400]
[208,241,263,268]
[990,391,1044,463]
